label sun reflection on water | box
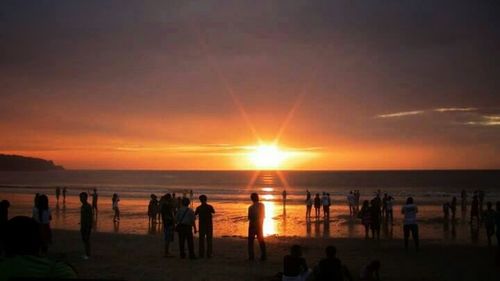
[262,194,277,236]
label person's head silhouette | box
[199,194,208,204]
[182,197,190,207]
[4,216,42,257]
[325,245,337,258]
[80,192,88,204]
[251,193,259,203]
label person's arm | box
[191,210,197,233]
[342,265,353,281]
[211,205,215,214]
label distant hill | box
[0,154,64,171]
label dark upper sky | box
[1,0,499,169]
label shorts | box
[164,224,174,242]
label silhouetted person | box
[370,199,381,240]
[306,192,313,220]
[248,192,266,261]
[282,190,287,205]
[195,194,215,258]
[314,194,321,219]
[321,193,330,219]
[62,187,67,203]
[443,202,450,220]
[360,260,381,281]
[0,200,10,256]
[112,193,120,222]
[0,216,77,279]
[372,193,382,218]
[483,202,496,246]
[386,195,394,223]
[176,197,196,259]
[402,197,419,251]
[80,192,92,259]
[148,194,159,224]
[450,196,457,220]
[359,200,371,239]
[312,245,352,281]
[470,195,479,225]
[91,188,98,213]
[460,190,467,212]
[32,194,51,255]
[347,191,355,217]
[283,244,309,281]
[478,190,485,217]
[381,193,388,218]
[160,194,175,257]
[55,187,61,203]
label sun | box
[249,144,287,169]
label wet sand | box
[47,229,500,281]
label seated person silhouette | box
[0,216,77,280]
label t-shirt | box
[283,255,308,277]
[347,194,354,205]
[176,206,195,226]
[248,202,265,227]
[322,196,329,206]
[402,204,418,225]
[32,208,51,224]
[195,203,215,228]
[0,255,77,281]
[80,203,93,230]
[161,201,175,224]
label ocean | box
[0,170,498,242]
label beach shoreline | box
[44,229,499,281]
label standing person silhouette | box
[461,190,467,212]
[483,202,496,246]
[248,193,266,261]
[450,196,457,221]
[112,193,120,222]
[160,193,175,257]
[313,194,321,219]
[62,187,67,204]
[306,192,313,220]
[195,195,215,258]
[91,189,98,214]
[402,197,419,251]
[470,195,480,225]
[55,187,61,203]
[79,192,92,259]
[176,198,196,259]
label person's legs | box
[256,226,266,260]
[404,224,410,250]
[178,227,186,258]
[248,227,255,260]
[411,224,419,250]
[364,224,369,239]
[207,228,213,258]
[186,229,195,259]
[81,228,91,257]
[199,230,206,258]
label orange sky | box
[1,1,499,170]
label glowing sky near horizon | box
[0,1,499,170]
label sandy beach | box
[45,229,499,281]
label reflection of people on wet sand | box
[0,216,77,279]
[248,193,266,261]
[79,192,92,260]
[282,244,309,281]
